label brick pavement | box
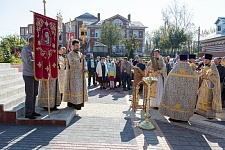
[0,86,141,150]
[0,84,225,150]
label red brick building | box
[200,17,225,57]
[65,13,147,55]
[20,12,147,55]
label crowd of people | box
[86,49,225,121]
[21,37,225,120]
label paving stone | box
[3,83,225,149]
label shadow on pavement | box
[120,118,136,142]
[155,120,225,150]
[122,108,160,149]
[0,116,81,149]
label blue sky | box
[0,0,224,37]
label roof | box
[83,20,97,26]
[105,14,130,22]
[93,43,106,47]
[201,33,225,42]
[76,13,97,19]
[90,20,104,26]
[130,21,146,28]
[215,17,225,24]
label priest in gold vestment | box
[58,47,67,99]
[148,49,167,108]
[189,54,197,72]
[159,54,198,121]
[195,54,222,118]
[63,39,88,110]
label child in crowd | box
[108,61,116,89]
[121,68,129,91]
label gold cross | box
[52,63,56,68]
[45,21,48,26]
[45,66,49,72]
[179,68,185,74]
[37,62,42,68]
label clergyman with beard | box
[63,39,88,110]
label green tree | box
[0,34,26,63]
[168,25,187,56]
[144,40,149,53]
[98,22,124,55]
[152,30,161,50]
[123,35,139,59]
[161,0,195,57]
[158,27,171,55]
[145,31,153,52]
[129,48,135,60]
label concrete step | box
[0,92,25,111]
[0,68,18,75]
[216,109,225,120]
[0,63,11,69]
[0,84,25,101]
[0,72,22,82]
[0,78,24,89]
[16,102,76,126]
[4,102,25,118]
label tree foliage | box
[98,22,124,55]
[123,35,139,52]
[162,0,194,31]
[123,35,139,59]
[0,34,26,63]
[152,30,161,49]
[147,0,196,57]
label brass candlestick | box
[138,70,157,130]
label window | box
[95,29,100,38]
[94,42,99,45]
[72,25,75,32]
[66,24,68,32]
[217,26,221,31]
[87,29,90,37]
[29,25,33,34]
[24,28,28,35]
[59,34,62,40]
[133,30,138,37]
[113,19,123,26]
[20,28,24,35]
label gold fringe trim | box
[160,102,194,113]
[63,92,88,97]
[38,96,61,100]
[169,72,197,78]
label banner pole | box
[43,0,46,16]
[82,38,85,107]
[43,0,50,118]
[47,76,50,118]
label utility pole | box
[197,26,200,58]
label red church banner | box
[67,32,74,52]
[33,12,58,80]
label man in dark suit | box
[214,57,225,107]
[87,54,97,86]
